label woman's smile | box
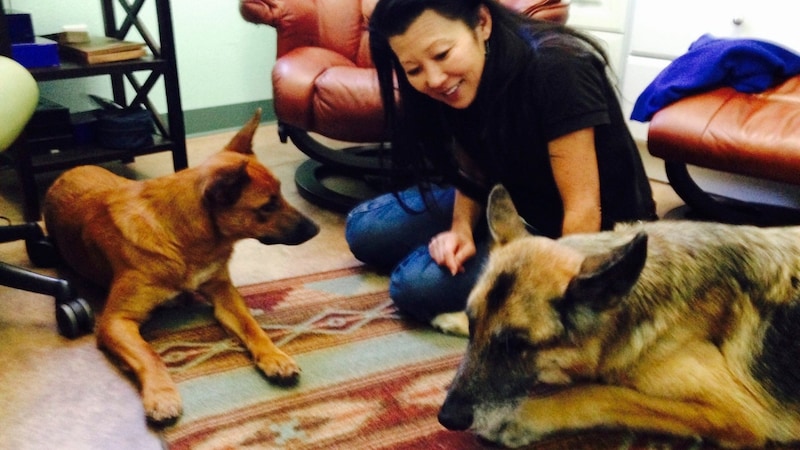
[443,81,462,97]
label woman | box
[345,0,657,333]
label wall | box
[4,0,277,134]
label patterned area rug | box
[147,266,726,449]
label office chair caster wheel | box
[56,298,94,339]
[26,237,60,268]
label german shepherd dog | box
[43,110,319,424]
[438,184,800,448]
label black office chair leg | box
[0,222,43,242]
[0,262,94,339]
[0,222,60,267]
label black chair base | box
[664,161,800,226]
[278,122,394,213]
[0,222,94,338]
[294,159,386,213]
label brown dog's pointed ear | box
[202,161,250,209]
[487,184,529,246]
[564,232,648,311]
[224,108,262,155]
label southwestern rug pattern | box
[145,266,731,449]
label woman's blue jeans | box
[345,185,490,324]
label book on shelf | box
[43,35,147,64]
[78,47,147,64]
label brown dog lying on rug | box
[43,109,319,424]
[439,184,800,448]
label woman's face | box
[389,7,492,109]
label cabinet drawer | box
[630,0,800,58]
[621,55,669,141]
[629,0,735,58]
[568,0,630,33]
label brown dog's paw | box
[142,384,183,425]
[256,350,301,386]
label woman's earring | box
[485,40,490,56]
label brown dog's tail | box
[225,108,262,155]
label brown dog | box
[439,184,800,448]
[43,110,319,424]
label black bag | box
[90,95,154,149]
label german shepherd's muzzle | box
[439,184,800,448]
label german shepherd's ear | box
[224,108,262,156]
[564,232,648,311]
[202,161,250,209]
[487,184,529,246]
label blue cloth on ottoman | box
[631,34,800,122]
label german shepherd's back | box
[439,185,800,448]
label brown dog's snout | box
[284,216,320,245]
[258,215,319,246]
[438,390,474,431]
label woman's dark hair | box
[368,0,610,211]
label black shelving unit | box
[0,0,186,221]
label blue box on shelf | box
[11,37,60,69]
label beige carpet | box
[0,123,683,450]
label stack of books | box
[45,34,147,65]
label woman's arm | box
[428,189,482,275]
[548,127,602,235]
[451,188,483,243]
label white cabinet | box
[567,0,630,76]
[620,55,668,146]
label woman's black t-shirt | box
[448,41,657,238]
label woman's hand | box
[428,229,476,276]
[427,188,481,275]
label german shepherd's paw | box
[431,311,470,337]
[142,383,183,425]
[470,404,541,448]
[495,417,544,448]
[473,405,543,449]
[256,350,301,385]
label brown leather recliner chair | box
[240,0,570,211]
[647,75,800,225]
